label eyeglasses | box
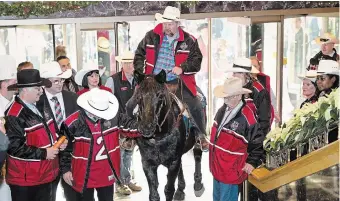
[224,95,239,101]
[316,76,326,81]
[52,79,65,85]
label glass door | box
[80,25,115,84]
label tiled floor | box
[56,151,340,201]
[56,149,214,201]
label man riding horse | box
[133,6,209,151]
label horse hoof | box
[173,190,185,201]
[194,183,205,197]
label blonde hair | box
[56,45,67,59]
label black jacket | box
[244,80,271,135]
[111,71,136,114]
[36,90,78,133]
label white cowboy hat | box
[155,6,181,23]
[298,70,318,82]
[0,55,17,81]
[40,61,72,79]
[317,60,339,76]
[315,33,339,45]
[77,88,119,120]
[75,61,106,86]
[97,37,111,53]
[225,58,252,73]
[213,77,252,98]
[116,51,135,63]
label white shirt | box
[45,90,66,121]
[217,101,244,136]
[0,94,14,117]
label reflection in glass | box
[282,16,339,122]
[54,24,77,71]
[16,25,54,70]
[0,28,16,56]
[211,18,249,115]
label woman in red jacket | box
[75,63,112,95]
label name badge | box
[121,87,128,91]
[108,174,114,181]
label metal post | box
[243,181,248,201]
[207,18,212,133]
[276,16,284,126]
[75,22,82,71]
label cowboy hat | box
[97,37,111,53]
[40,61,72,79]
[77,88,119,120]
[315,33,339,45]
[0,55,17,81]
[317,60,339,76]
[116,51,134,63]
[155,6,181,23]
[8,69,52,91]
[75,61,106,86]
[214,77,252,98]
[298,70,318,82]
[225,58,252,73]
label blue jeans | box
[120,149,133,185]
[213,178,238,201]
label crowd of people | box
[0,6,339,201]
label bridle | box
[136,85,185,135]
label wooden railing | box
[248,140,339,193]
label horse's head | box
[131,70,171,137]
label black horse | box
[126,70,205,201]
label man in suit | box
[37,61,79,201]
[57,56,80,93]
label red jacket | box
[77,85,112,96]
[5,97,59,186]
[60,110,140,193]
[209,102,264,184]
[134,23,203,96]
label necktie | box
[51,97,63,126]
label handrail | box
[248,140,339,192]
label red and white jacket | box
[60,110,140,193]
[134,23,203,96]
[209,101,264,184]
[5,96,59,186]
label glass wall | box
[16,25,54,70]
[54,24,77,71]
[282,16,340,122]
[211,18,249,115]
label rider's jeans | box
[120,149,134,185]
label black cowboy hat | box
[8,69,52,91]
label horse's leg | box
[193,145,205,197]
[173,164,185,201]
[143,164,160,201]
[164,160,181,201]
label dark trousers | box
[61,178,79,201]
[239,181,279,201]
[51,174,60,201]
[10,182,53,201]
[76,184,114,201]
[175,83,206,136]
